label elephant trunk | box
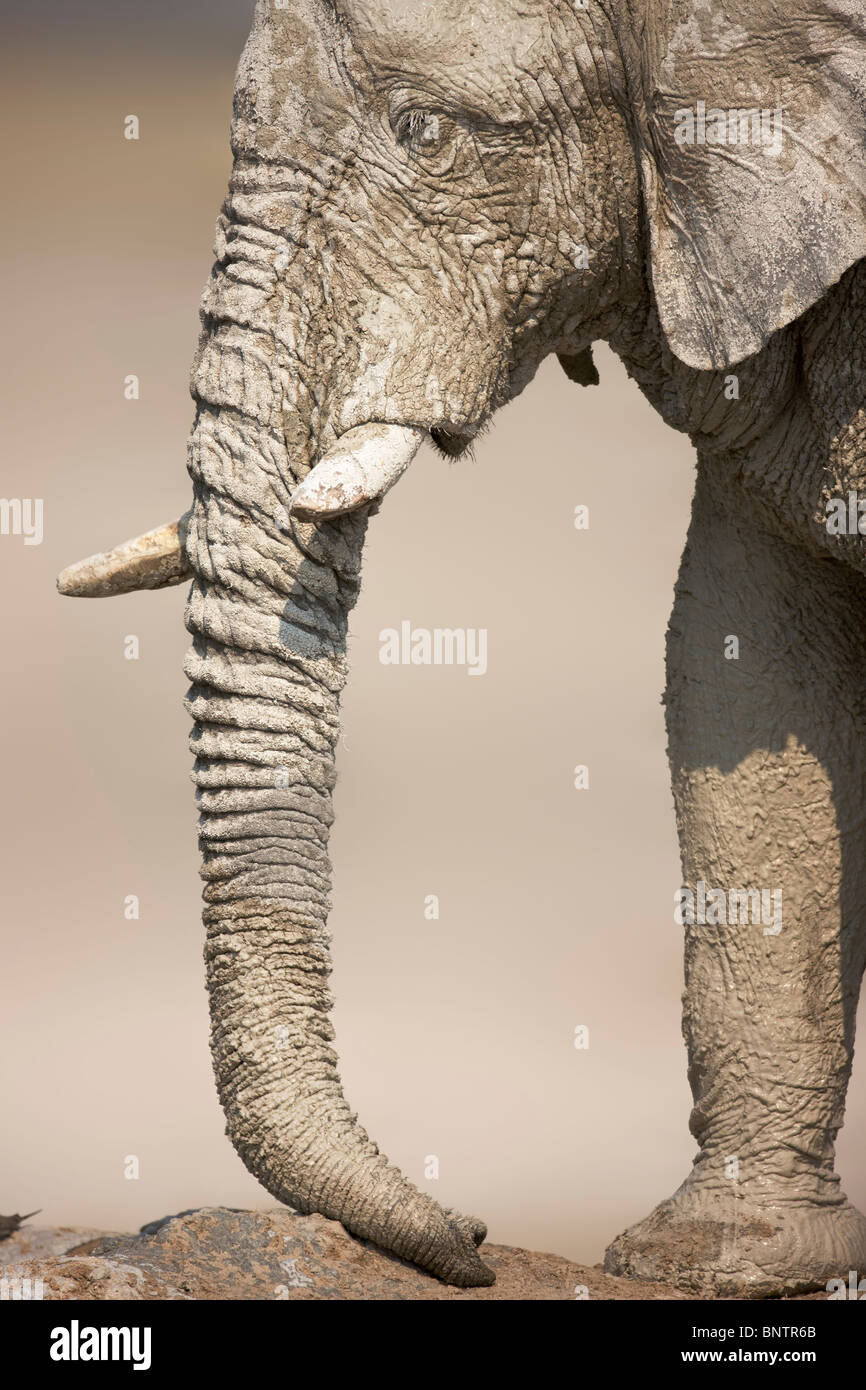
[181,400,492,1286]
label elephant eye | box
[394,109,452,162]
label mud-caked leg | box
[606,462,866,1296]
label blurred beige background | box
[1,1,863,1266]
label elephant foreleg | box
[605,458,866,1296]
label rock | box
[0,1207,692,1300]
[1,1224,111,1263]
[0,1208,830,1299]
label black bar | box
[6,1294,861,1375]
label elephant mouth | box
[429,426,477,458]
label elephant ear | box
[630,0,866,369]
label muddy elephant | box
[58,0,866,1294]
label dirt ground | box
[0,1208,831,1300]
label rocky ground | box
[0,1208,826,1300]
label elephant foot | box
[603,1174,866,1297]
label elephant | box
[57,0,866,1295]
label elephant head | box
[58,0,866,1287]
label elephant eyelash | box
[394,109,450,157]
[392,106,533,181]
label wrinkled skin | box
[62,0,866,1292]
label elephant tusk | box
[57,424,425,594]
[289,422,426,521]
[57,512,192,597]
